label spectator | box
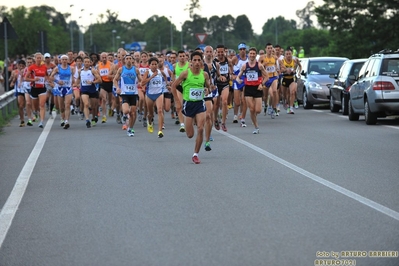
[298,46,305,58]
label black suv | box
[329,58,367,115]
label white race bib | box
[36,77,45,85]
[189,88,204,100]
[220,64,228,75]
[266,66,276,73]
[99,68,109,76]
[82,79,92,85]
[246,71,258,81]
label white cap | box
[44,53,51,58]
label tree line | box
[0,0,398,60]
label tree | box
[315,0,399,58]
[233,15,253,41]
[296,1,315,29]
[185,0,201,19]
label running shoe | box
[148,122,154,133]
[143,119,147,127]
[101,116,107,123]
[138,112,143,122]
[294,100,299,109]
[209,136,214,141]
[287,107,291,114]
[94,116,98,123]
[241,120,247,127]
[175,118,180,125]
[19,121,25,127]
[38,122,44,128]
[63,123,70,129]
[60,120,65,127]
[86,120,91,128]
[204,142,211,151]
[116,115,122,124]
[122,124,127,130]
[214,120,220,130]
[253,128,259,134]
[91,120,96,127]
[162,123,165,129]
[271,110,276,119]
[27,120,33,126]
[158,131,164,138]
[127,129,134,137]
[108,109,113,117]
[233,115,238,123]
[80,113,84,120]
[179,126,186,132]
[267,106,273,115]
[221,123,227,132]
[192,155,201,164]
[228,104,233,109]
[289,107,295,114]
[264,106,267,115]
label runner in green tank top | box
[172,51,190,132]
[171,51,211,164]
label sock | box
[193,153,198,157]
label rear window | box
[381,58,399,77]
[309,60,345,75]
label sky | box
[4,0,324,35]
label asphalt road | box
[0,104,398,266]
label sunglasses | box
[239,48,246,51]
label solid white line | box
[217,130,399,222]
[0,118,54,249]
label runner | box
[138,51,150,127]
[158,54,174,129]
[24,52,49,128]
[75,56,102,128]
[281,47,302,114]
[15,60,27,127]
[50,54,75,129]
[171,51,211,164]
[172,50,190,132]
[21,57,34,126]
[109,50,126,126]
[212,44,233,132]
[113,53,142,137]
[236,47,268,134]
[73,55,84,119]
[231,42,248,127]
[141,57,168,137]
[259,43,279,119]
[98,52,114,123]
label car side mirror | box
[348,74,356,81]
[301,70,307,78]
[329,74,337,79]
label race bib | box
[266,66,276,73]
[246,71,258,81]
[151,77,163,87]
[220,64,229,75]
[99,68,109,76]
[189,88,204,100]
[124,84,137,92]
[60,80,71,87]
[36,77,45,85]
[82,79,92,85]
[140,68,147,76]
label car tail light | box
[345,85,351,92]
[372,81,395,90]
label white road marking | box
[0,118,54,248]
[217,130,399,222]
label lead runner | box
[171,51,211,164]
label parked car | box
[297,57,349,109]
[348,49,399,124]
[329,58,367,114]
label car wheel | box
[348,99,359,121]
[342,94,349,115]
[364,100,377,125]
[303,89,313,109]
[329,92,340,112]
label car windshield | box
[309,60,345,75]
[381,58,399,77]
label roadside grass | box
[0,110,17,133]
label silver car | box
[348,50,399,124]
[297,57,349,109]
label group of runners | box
[10,42,302,163]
